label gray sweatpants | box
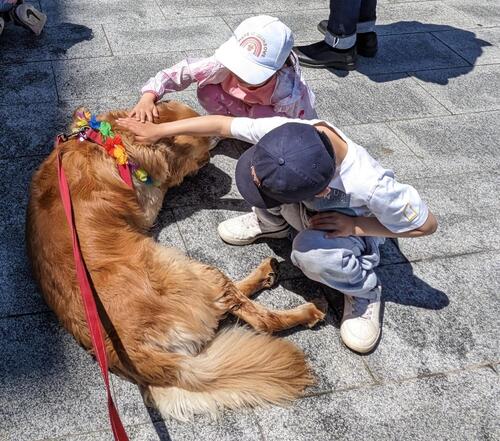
[255,204,382,300]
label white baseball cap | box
[215,15,294,85]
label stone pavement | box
[1,0,499,439]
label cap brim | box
[235,146,283,209]
[215,39,276,85]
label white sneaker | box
[13,3,47,35]
[340,286,382,353]
[217,211,289,246]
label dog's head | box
[68,102,213,190]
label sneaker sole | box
[218,225,289,246]
[13,4,47,35]
[341,330,381,354]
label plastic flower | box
[89,115,101,130]
[99,121,113,138]
[134,168,148,182]
[112,145,128,165]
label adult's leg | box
[356,0,378,57]
[325,0,361,50]
[293,0,359,69]
[358,0,377,33]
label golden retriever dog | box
[26,101,325,421]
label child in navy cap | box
[117,114,438,353]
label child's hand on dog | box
[129,93,159,123]
[117,118,163,144]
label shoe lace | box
[241,212,260,230]
[349,296,373,319]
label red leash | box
[56,138,130,441]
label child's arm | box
[310,174,438,238]
[130,57,217,123]
[309,211,438,238]
[116,115,234,144]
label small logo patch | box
[403,203,418,222]
[239,33,268,57]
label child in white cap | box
[0,0,46,36]
[130,15,317,122]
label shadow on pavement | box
[321,21,492,85]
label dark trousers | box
[327,0,377,37]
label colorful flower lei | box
[74,111,156,185]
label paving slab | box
[445,0,500,28]
[366,251,500,381]
[0,22,112,65]
[104,17,232,56]
[375,1,479,34]
[310,73,450,126]
[224,10,329,43]
[387,111,500,176]
[356,33,470,77]
[393,170,500,262]
[411,65,500,113]
[0,313,110,441]
[172,201,303,281]
[166,139,242,208]
[0,103,62,159]
[40,0,166,26]
[300,32,471,82]
[1,156,41,223]
[432,26,500,65]
[111,375,262,440]
[59,417,262,441]
[0,61,57,106]
[156,0,326,18]
[253,366,499,441]
[339,122,429,180]
[0,218,49,318]
[53,52,185,102]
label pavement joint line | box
[487,363,498,375]
[383,121,430,166]
[100,23,115,57]
[0,310,51,321]
[250,409,268,441]
[361,357,382,385]
[407,74,455,116]
[0,54,116,67]
[385,247,500,267]
[170,207,194,258]
[296,361,500,400]
[220,15,236,32]
[429,31,474,67]
[378,106,500,125]
[153,0,170,22]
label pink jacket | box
[141,54,317,119]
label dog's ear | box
[69,106,91,132]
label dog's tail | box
[145,326,313,421]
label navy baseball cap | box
[235,123,336,209]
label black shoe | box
[293,41,357,70]
[317,20,378,58]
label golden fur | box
[26,101,325,421]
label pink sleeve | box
[140,57,218,100]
